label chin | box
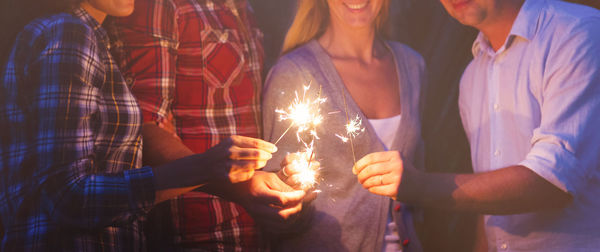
[113,7,135,17]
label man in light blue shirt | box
[353,0,600,251]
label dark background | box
[249,0,600,251]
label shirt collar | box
[472,0,545,57]
[73,7,110,47]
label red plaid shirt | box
[109,0,264,250]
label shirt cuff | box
[519,141,582,195]
[124,166,156,213]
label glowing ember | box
[336,115,364,142]
[274,84,326,144]
[335,134,349,143]
[289,150,318,190]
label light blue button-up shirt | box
[458,0,600,251]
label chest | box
[332,57,401,118]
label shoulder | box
[264,42,325,96]
[112,0,179,40]
[15,13,100,64]
[269,42,322,78]
[540,1,600,41]
[535,1,600,63]
[23,13,95,44]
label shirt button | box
[493,103,500,111]
[500,243,508,250]
[494,150,500,156]
[125,77,134,85]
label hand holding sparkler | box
[353,151,406,200]
[201,135,278,183]
[278,151,321,190]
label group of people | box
[0,0,599,252]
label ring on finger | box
[281,166,290,178]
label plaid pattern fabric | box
[0,8,155,251]
[109,0,264,250]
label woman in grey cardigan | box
[262,0,426,251]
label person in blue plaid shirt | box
[0,0,304,251]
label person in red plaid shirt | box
[108,0,311,250]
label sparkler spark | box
[274,84,326,145]
[289,150,318,190]
[336,115,364,142]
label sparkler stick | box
[305,86,323,170]
[273,123,293,145]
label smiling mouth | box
[452,0,471,10]
[344,1,369,10]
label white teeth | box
[346,2,368,10]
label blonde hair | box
[281,0,390,55]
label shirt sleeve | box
[112,0,179,124]
[19,20,155,229]
[519,18,600,196]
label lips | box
[344,1,369,11]
[452,0,471,10]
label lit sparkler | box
[273,84,326,145]
[289,149,318,190]
[338,88,365,166]
[335,115,365,143]
[274,84,326,189]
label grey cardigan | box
[262,40,426,252]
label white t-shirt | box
[369,114,403,252]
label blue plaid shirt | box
[0,8,156,251]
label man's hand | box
[234,171,313,233]
[353,151,410,200]
[278,152,320,190]
[202,135,278,183]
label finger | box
[256,160,267,169]
[361,173,388,189]
[367,184,398,199]
[284,174,302,189]
[353,151,394,175]
[281,152,299,167]
[278,202,303,220]
[303,190,318,203]
[230,135,278,153]
[229,147,273,161]
[229,169,255,183]
[356,162,388,184]
[253,184,301,207]
[282,163,302,176]
[230,160,265,175]
[278,190,306,207]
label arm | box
[354,152,571,214]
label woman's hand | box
[353,151,405,200]
[202,135,277,183]
[278,152,320,191]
